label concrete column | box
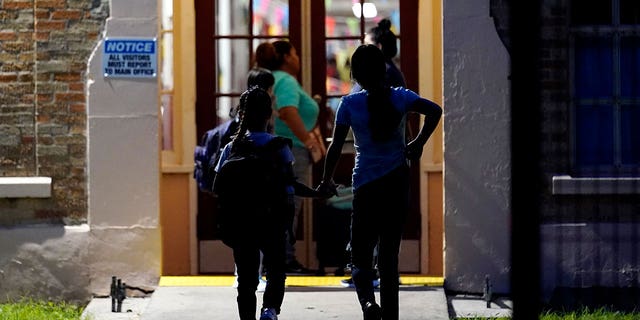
[87,0,161,295]
[443,0,512,294]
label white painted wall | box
[443,0,512,294]
[86,0,161,296]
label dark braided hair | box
[350,44,401,142]
[230,86,273,150]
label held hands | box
[310,187,333,199]
[316,179,339,198]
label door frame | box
[309,2,421,239]
[308,1,423,272]
[191,0,441,274]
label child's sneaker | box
[363,301,381,320]
[341,277,380,288]
[340,277,354,288]
[372,278,380,288]
[259,307,278,320]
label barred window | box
[570,0,640,176]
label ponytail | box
[366,86,399,142]
[351,44,401,142]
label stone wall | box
[0,0,108,225]
[0,0,112,304]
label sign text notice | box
[103,38,157,78]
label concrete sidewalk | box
[81,276,512,319]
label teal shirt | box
[272,70,319,148]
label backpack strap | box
[262,137,296,187]
[229,136,291,159]
[220,120,238,147]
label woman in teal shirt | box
[255,40,323,274]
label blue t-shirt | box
[272,70,320,148]
[335,87,420,190]
[215,131,295,194]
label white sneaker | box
[257,278,267,292]
[340,277,354,288]
[341,277,381,288]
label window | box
[214,0,291,123]
[323,0,401,134]
[571,0,640,176]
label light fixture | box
[352,2,377,19]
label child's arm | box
[293,180,328,198]
[281,157,330,198]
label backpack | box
[212,136,293,246]
[193,120,238,193]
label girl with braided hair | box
[215,86,327,320]
[254,40,323,274]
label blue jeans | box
[350,165,409,320]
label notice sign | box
[103,38,157,78]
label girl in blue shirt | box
[318,44,442,320]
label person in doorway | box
[351,18,406,93]
[317,44,442,320]
[215,86,327,320]
[342,17,407,289]
[254,40,324,274]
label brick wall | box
[0,0,108,225]
[536,0,640,223]
[539,0,570,200]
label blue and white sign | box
[103,38,157,78]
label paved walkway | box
[81,276,512,320]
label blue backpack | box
[193,120,238,193]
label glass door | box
[310,0,422,272]
[314,0,403,138]
[195,0,302,272]
[195,0,423,273]
[311,0,420,239]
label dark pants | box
[351,165,409,320]
[233,228,287,320]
